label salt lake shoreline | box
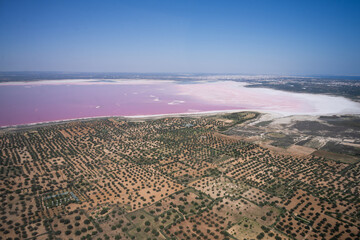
[1,108,359,133]
[0,109,262,131]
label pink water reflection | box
[1,80,359,127]
[0,82,237,127]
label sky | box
[0,0,359,75]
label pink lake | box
[0,79,359,127]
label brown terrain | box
[0,112,359,240]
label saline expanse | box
[0,78,359,127]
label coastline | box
[1,108,359,133]
[0,109,270,131]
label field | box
[0,112,359,240]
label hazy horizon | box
[1,71,360,78]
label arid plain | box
[0,110,359,240]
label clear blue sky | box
[0,0,359,75]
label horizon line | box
[0,71,360,78]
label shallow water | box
[0,79,359,127]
